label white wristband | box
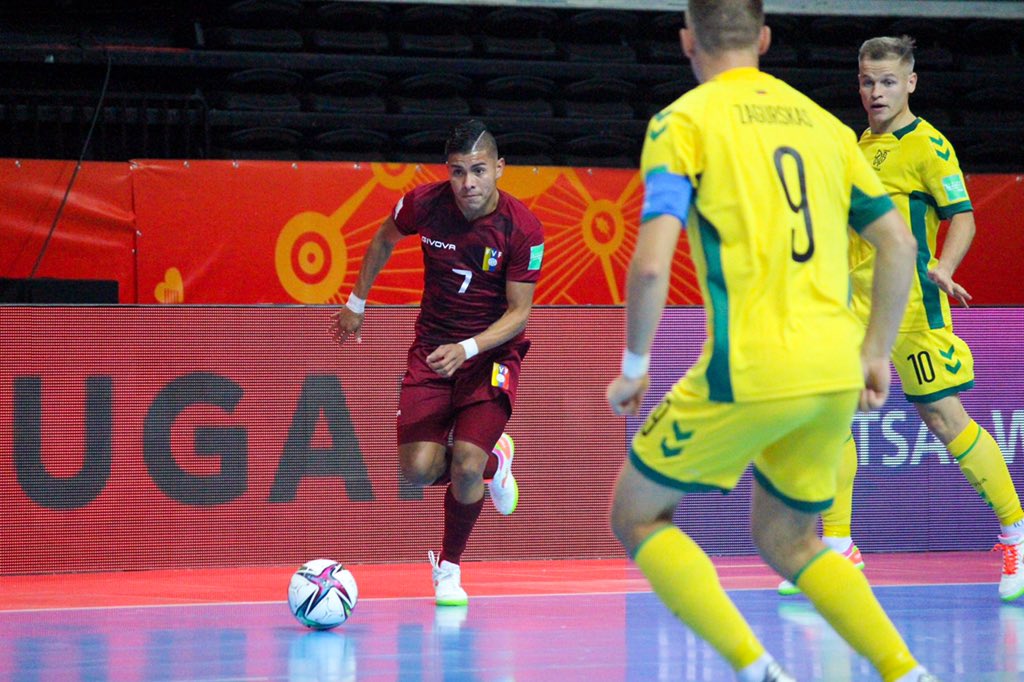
[621,349,650,379]
[459,338,479,360]
[345,293,366,315]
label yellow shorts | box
[891,326,975,403]
[630,386,859,512]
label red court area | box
[0,551,999,611]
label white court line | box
[0,581,994,615]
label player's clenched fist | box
[606,374,650,416]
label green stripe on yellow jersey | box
[851,117,973,332]
[640,67,893,402]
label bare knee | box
[609,486,674,556]
[916,398,969,445]
[609,496,634,550]
[606,460,686,555]
[399,444,446,487]
[449,449,486,488]
[751,488,822,578]
[446,438,485,491]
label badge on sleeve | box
[528,244,544,271]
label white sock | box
[1001,518,1024,539]
[736,653,773,682]
[893,665,929,682]
[823,536,853,553]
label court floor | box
[1,552,1021,681]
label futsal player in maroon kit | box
[330,120,545,606]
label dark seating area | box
[0,1,1022,170]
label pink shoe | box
[487,433,518,515]
[778,543,865,596]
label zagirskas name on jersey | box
[734,103,813,127]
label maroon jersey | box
[392,180,545,346]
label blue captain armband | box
[641,170,693,224]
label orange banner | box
[0,159,136,301]
[131,160,700,306]
[1,159,1021,305]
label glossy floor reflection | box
[2,583,1022,681]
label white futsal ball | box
[288,559,359,629]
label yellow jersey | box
[640,67,893,402]
[851,117,972,332]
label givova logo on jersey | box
[481,247,502,271]
[422,236,456,251]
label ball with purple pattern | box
[288,559,358,629]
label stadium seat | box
[306,128,390,162]
[957,20,1023,70]
[391,73,473,116]
[833,108,866,132]
[209,68,303,111]
[759,15,801,66]
[204,27,304,51]
[640,12,685,64]
[214,125,303,160]
[807,82,861,110]
[561,132,639,168]
[806,17,884,66]
[913,109,953,129]
[204,0,304,51]
[222,0,302,26]
[393,129,450,163]
[308,2,390,53]
[305,71,388,114]
[396,5,475,57]
[962,86,1024,126]
[638,78,699,119]
[561,77,636,120]
[476,75,556,118]
[562,10,638,63]
[494,131,556,166]
[477,7,558,60]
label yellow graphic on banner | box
[372,163,421,191]
[275,163,436,304]
[155,267,184,303]
[499,166,561,199]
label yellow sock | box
[823,435,857,538]
[951,420,1024,527]
[795,550,917,681]
[634,526,764,671]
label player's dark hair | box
[686,0,764,55]
[859,35,916,70]
[444,119,499,159]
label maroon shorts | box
[396,338,530,451]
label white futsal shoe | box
[429,550,468,607]
[760,662,796,682]
[894,666,940,682]
[487,433,519,515]
[995,534,1024,602]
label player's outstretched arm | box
[329,215,405,345]
[608,214,681,416]
[856,208,917,410]
[927,211,975,308]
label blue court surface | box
[2,580,1022,681]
